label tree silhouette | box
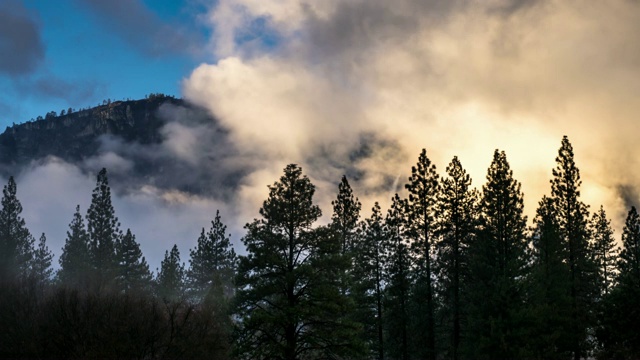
[58,205,91,290]
[404,148,439,360]
[352,202,387,359]
[156,244,185,301]
[116,228,152,294]
[187,210,236,303]
[550,136,596,360]
[589,205,618,297]
[466,150,529,358]
[235,164,360,360]
[436,156,478,360]
[0,176,34,280]
[384,194,412,360]
[31,233,53,286]
[86,168,121,292]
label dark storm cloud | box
[0,0,45,76]
[75,0,204,57]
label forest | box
[0,135,639,360]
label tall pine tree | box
[528,196,572,359]
[329,175,361,297]
[598,206,640,358]
[156,244,185,301]
[353,202,387,360]
[31,233,53,286]
[384,194,412,360]
[331,175,362,256]
[58,205,91,290]
[116,228,152,294]
[466,150,529,359]
[86,168,121,292]
[589,206,618,298]
[435,156,478,360]
[187,210,236,303]
[235,164,361,360]
[550,136,596,360]
[618,206,640,289]
[0,176,34,280]
[404,148,439,360]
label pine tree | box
[116,228,152,294]
[612,206,640,354]
[528,196,572,359]
[618,206,640,290]
[330,175,361,294]
[384,194,412,360]
[86,168,121,292]
[58,205,91,290]
[353,202,387,360]
[156,244,185,301]
[187,210,236,302]
[597,206,640,358]
[0,176,34,280]
[31,233,53,286]
[435,156,478,360]
[327,175,364,353]
[331,175,362,255]
[550,136,596,359]
[466,150,529,359]
[589,206,618,297]
[404,148,439,360]
[235,164,361,360]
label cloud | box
[0,0,45,76]
[75,0,205,57]
[184,0,640,232]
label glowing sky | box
[2,0,640,269]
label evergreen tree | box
[235,164,361,360]
[0,176,34,280]
[404,148,439,360]
[384,194,412,360]
[597,206,640,358]
[527,196,572,359]
[116,228,152,294]
[86,168,121,292]
[31,233,53,286]
[187,210,236,302]
[589,206,618,297]
[58,205,91,290]
[331,175,362,255]
[330,175,361,295]
[156,244,185,301]
[550,136,596,359]
[435,156,478,360]
[466,150,529,359]
[617,206,640,290]
[611,206,640,355]
[353,202,387,360]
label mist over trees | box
[1,136,639,359]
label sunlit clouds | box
[185,0,640,231]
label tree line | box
[1,135,639,359]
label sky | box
[0,0,205,126]
[2,0,640,270]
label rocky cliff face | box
[0,96,181,166]
[0,96,242,198]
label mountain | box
[0,95,246,199]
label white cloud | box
[184,0,640,233]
